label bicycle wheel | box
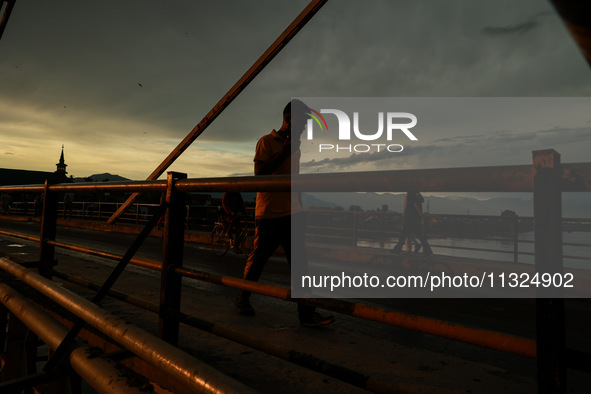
[211,224,230,256]
[240,228,255,257]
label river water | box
[358,231,591,270]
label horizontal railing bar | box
[36,235,539,358]
[175,269,537,358]
[428,244,521,255]
[0,184,45,193]
[0,257,257,394]
[176,165,535,193]
[310,211,590,224]
[302,297,538,358]
[49,180,167,193]
[1,162,590,194]
[46,239,161,271]
[0,283,154,394]
[309,228,521,245]
[562,162,591,192]
[189,274,537,358]
[174,267,290,299]
[45,238,287,299]
[294,165,534,193]
[0,226,585,356]
[0,222,586,273]
[562,254,591,261]
[1,197,587,261]
[49,247,538,359]
[50,268,403,394]
[563,242,591,248]
[0,229,39,243]
[52,266,591,374]
[0,180,167,194]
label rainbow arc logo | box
[306,108,328,131]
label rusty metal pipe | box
[50,269,406,393]
[175,267,537,358]
[48,239,161,270]
[0,180,165,194]
[0,224,549,359]
[0,164,535,193]
[345,301,537,358]
[0,0,17,41]
[54,267,540,391]
[47,236,539,359]
[49,180,167,194]
[50,238,286,298]
[291,166,533,192]
[0,257,257,394]
[175,164,535,193]
[45,234,539,358]
[1,162,590,195]
[0,184,45,193]
[51,269,160,314]
[0,283,153,394]
[0,229,39,243]
[0,234,161,271]
[175,266,291,299]
[107,0,329,223]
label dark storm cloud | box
[481,10,555,36]
[1,0,590,179]
[301,125,591,172]
[481,21,538,36]
[1,0,311,141]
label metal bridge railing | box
[0,149,590,392]
[5,200,591,264]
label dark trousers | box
[393,220,432,254]
[237,213,314,319]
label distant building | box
[501,209,517,218]
[55,144,67,177]
[0,146,72,187]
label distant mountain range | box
[304,192,591,218]
[73,173,131,183]
[72,174,591,218]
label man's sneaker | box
[389,248,401,255]
[424,251,434,259]
[235,299,255,316]
[300,312,335,328]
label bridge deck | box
[0,219,590,392]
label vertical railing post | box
[39,180,58,278]
[0,314,27,382]
[185,204,190,229]
[0,305,7,354]
[532,149,566,394]
[352,210,358,247]
[513,215,519,263]
[159,172,187,345]
[24,330,39,376]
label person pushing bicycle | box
[218,192,246,245]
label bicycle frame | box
[210,221,254,257]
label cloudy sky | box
[1,0,590,181]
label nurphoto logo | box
[304,107,418,153]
